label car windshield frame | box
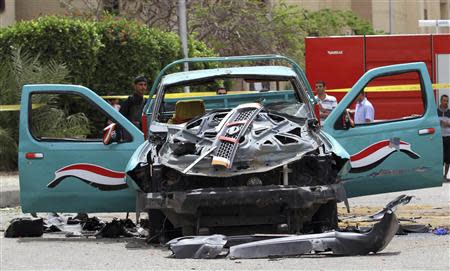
[150,71,313,124]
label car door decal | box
[350,139,420,173]
[47,163,128,191]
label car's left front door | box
[19,84,144,213]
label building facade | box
[283,0,450,34]
[0,0,93,27]
[1,0,449,33]
[0,0,16,27]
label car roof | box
[161,66,297,86]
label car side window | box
[29,92,131,141]
[336,71,426,129]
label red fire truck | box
[305,34,450,120]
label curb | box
[0,188,20,208]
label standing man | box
[353,91,375,124]
[315,80,337,122]
[438,94,450,181]
[120,75,148,128]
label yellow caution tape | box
[0,103,44,112]
[0,104,21,112]
[327,83,450,93]
[87,91,253,100]
[101,95,130,99]
[2,84,449,112]
[163,90,253,98]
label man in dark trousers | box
[438,94,450,181]
[120,75,148,128]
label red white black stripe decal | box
[47,163,128,191]
[349,140,420,173]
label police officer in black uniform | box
[118,76,148,141]
[120,75,148,128]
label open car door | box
[19,84,144,212]
[323,63,442,197]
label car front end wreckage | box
[127,101,350,237]
[125,56,351,239]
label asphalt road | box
[0,227,449,270]
[1,182,449,270]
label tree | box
[60,0,180,31]
[0,15,214,95]
[0,16,102,86]
[59,0,380,65]
[189,0,273,57]
[189,1,381,64]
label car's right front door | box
[324,63,442,197]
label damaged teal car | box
[18,55,442,240]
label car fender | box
[125,140,152,191]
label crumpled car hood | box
[158,105,326,177]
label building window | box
[0,0,5,13]
[424,9,428,20]
[440,3,449,19]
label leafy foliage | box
[60,0,180,31]
[0,15,214,95]
[189,1,272,57]
[60,0,380,66]
[31,106,91,139]
[90,16,177,95]
[0,48,88,170]
[297,8,380,36]
[0,16,101,85]
[189,1,382,65]
[90,16,215,95]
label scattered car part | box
[224,234,292,247]
[167,195,410,259]
[396,224,430,234]
[341,195,413,223]
[44,213,82,234]
[82,216,105,231]
[96,218,135,238]
[182,146,217,174]
[137,227,149,237]
[167,234,293,258]
[228,209,399,259]
[167,235,228,259]
[167,210,399,259]
[5,217,44,238]
[369,195,413,220]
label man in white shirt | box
[438,94,450,181]
[354,91,375,124]
[315,81,337,122]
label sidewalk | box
[0,172,20,208]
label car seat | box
[168,99,205,124]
